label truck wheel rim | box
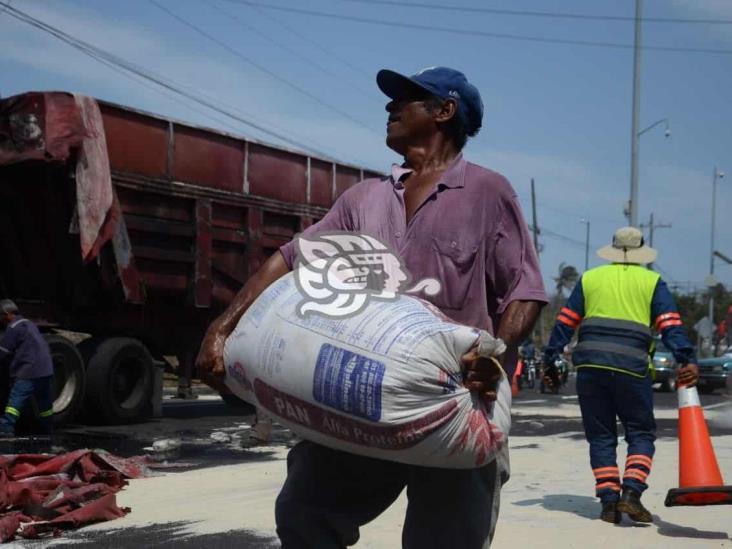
[52,351,78,413]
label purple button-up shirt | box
[280,154,547,370]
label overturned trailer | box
[0,91,378,424]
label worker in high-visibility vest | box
[543,227,699,524]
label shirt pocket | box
[427,237,480,311]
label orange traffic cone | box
[511,363,521,397]
[665,385,732,506]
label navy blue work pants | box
[1,376,54,435]
[576,368,655,503]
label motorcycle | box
[522,357,538,389]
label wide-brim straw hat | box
[597,226,657,264]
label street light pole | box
[580,219,590,271]
[708,166,725,333]
[629,0,643,227]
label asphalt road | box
[10,377,730,464]
[511,376,732,438]
[9,378,732,548]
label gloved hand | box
[542,359,561,392]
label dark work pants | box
[1,376,54,435]
[275,441,510,549]
[577,368,655,503]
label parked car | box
[652,341,678,392]
[696,357,732,394]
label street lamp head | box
[720,171,725,179]
[664,128,671,138]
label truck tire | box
[85,337,153,424]
[44,334,86,425]
[77,336,101,365]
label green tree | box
[672,284,732,354]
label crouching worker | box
[543,228,698,524]
[0,300,54,437]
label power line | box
[150,0,383,135]
[337,0,732,25]
[206,0,380,106]
[541,226,597,250]
[528,222,598,251]
[0,2,354,160]
[213,0,373,95]
[222,1,732,55]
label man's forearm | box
[496,300,543,349]
[213,252,290,334]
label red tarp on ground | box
[0,449,150,542]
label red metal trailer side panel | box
[248,143,307,203]
[101,106,168,179]
[173,125,244,192]
[309,158,334,208]
[336,165,361,199]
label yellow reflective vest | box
[572,264,660,377]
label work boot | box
[600,501,621,524]
[617,488,653,522]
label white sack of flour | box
[223,273,511,469]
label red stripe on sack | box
[561,308,582,321]
[557,314,579,328]
[595,481,621,491]
[254,378,460,450]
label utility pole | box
[530,178,545,344]
[531,178,540,257]
[580,219,590,271]
[639,212,671,270]
[628,0,643,227]
[708,167,725,334]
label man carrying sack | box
[543,227,699,523]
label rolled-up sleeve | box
[487,191,547,313]
[279,190,355,269]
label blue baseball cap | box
[377,66,483,134]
